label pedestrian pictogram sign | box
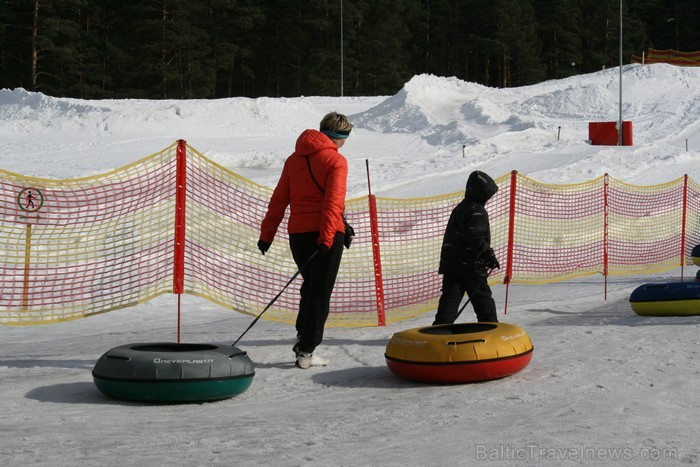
[17,188,44,212]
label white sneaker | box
[296,352,329,369]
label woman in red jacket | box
[258,112,353,369]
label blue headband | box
[321,129,351,139]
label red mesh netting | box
[1,143,697,325]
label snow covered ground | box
[1,64,699,466]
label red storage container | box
[588,121,633,146]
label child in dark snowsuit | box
[433,171,500,324]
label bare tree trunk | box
[31,0,39,90]
[295,5,302,95]
[227,56,234,97]
[162,0,168,98]
[484,56,490,85]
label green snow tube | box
[92,342,255,403]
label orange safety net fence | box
[499,174,699,284]
[180,147,380,327]
[631,48,700,66]
[0,144,177,324]
[1,141,698,326]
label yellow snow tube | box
[385,322,533,383]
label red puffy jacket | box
[259,129,348,248]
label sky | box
[0,64,699,466]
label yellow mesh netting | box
[507,174,607,283]
[0,144,177,324]
[1,142,698,326]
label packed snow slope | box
[0,64,699,466]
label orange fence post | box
[22,224,31,310]
[174,139,187,341]
[173,140,187,293]
[503,170,518,314]
[680,175,688,280]
[368,194,386,326]
[366,160,386,326]
[603,174,609,300]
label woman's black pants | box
[289,231,344,354]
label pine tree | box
[535,0,582,79]
[348,0,413,95]
[1,0,698,98]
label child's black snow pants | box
[433,273,498,324]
